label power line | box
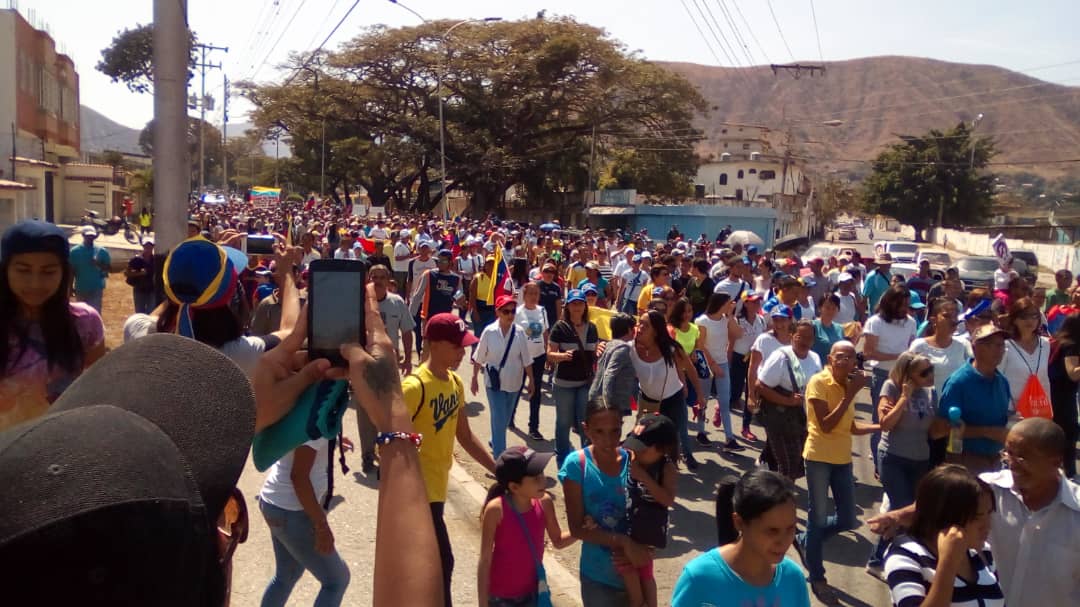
[689,0,740,67]
[302,0,345,52]
[678,0,726,66]
[249,0,310,81]
[730,0,771,64]
[281,0,362,88]
[713,0,756,67]
[241,0,292,77]
[808,0,824,64]
[765,0,795,61]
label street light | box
[389,1,502,213]
[970,113,984,170]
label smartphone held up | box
[307,259,368,366]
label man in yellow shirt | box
[402,313,496,607]
[796,340,878,605]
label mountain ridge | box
[659,55,1080,179]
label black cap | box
[623,414,678,452]
[495,446,555,485]
[1,219,69,262]
[0,333,256,605]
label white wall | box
[696,161,804,200]
[927,226,1080,274]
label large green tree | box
[862,123,996,241]
[243,17,706,213]
[138,118,224,189]
[96,24,197,94]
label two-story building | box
[0,8,125,230]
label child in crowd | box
[478,446,575,607]
[620,414,680,607]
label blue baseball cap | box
[747,245,759,254]
[909,291,926,310]
[566,289,586,304]
[769,304,794,319]
[582,283,599,295]
[632,254,642,262]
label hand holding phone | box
[308,259,368,367]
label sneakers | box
[712,406,723,429]
[684,454,700,471]
[528,430,546,441]
[696,432,713,447]
[810,581,840,606]
[741,428,759,442]
[723,438,745,452]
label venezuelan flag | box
[484,244,510,303]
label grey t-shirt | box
[377,293,415,355]
[878,379,936,461]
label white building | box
[694,123,814,239]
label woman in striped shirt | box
[884,464,1004,607]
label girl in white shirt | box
[732,295,767,440]
[998,297,1051,415]
[864,286,918,465]
[696,293,744,451]
[513,282,550,440]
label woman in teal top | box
[672,470,810,607]
[812,294,845,362]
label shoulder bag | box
[758,348,808,433]
[485,327,517,392]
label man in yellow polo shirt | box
[402,313,496,607]
[636,263,672,314]
[796,340,879,605]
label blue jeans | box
[802,461,857,582]
[487,387,519,457]
[709,363,734,441]
[730,353,753,431]
[511,354,547,434]
[660,390,693,459]
[869,368,889,466]
[75,290,103,313]
[259,499,350,607]
[553,383,590,467]
[133,289,156,315]
[580,575,629,607]
[869,451,930,566]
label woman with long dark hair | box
[731,294,766,441]
[864,285,917,464]
[696,292,744,452]
[632,309,704,469]
[1048,314,1080,478]
[671,470,809,606]
[0,220,106,432]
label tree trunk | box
[471,183,508,217]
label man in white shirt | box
[615,255,649,315]
[334,237,357,260]
[392,232,414,294]
[369,219,390,240]
[299,232,321,269]
[871,417,1080,607]
[611,248,635,290]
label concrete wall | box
[606,204,778,248]
[926,226,1080,273]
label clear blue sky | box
[26,0,1080,130]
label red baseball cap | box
[495,294,517,310]
[424,313,479,347]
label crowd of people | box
[1,194,1079,607]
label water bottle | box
[947,406,964,454]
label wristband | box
[376,431,423,449]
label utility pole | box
[769,63,826,78]
[194,42,227,192]
[222,75,229,194]
[153,0,189,250]
[10,122,15,182]
[587,123,596,205]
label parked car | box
[1010,250,1039,283]
[956,256,1030,292]
[874,240,919,263]
[837,227,857,241]
[916,250,952,270]
[802,244,840,265]
[891,263,946,283]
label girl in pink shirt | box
[479,446,576,606]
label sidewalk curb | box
[449,460,584,607]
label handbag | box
[486,326,517,392]
[758,349,808,434]
[507,496,553,607]
[1011,338,1054,419]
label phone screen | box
[247,235,276,256]
[310,265,366,364]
